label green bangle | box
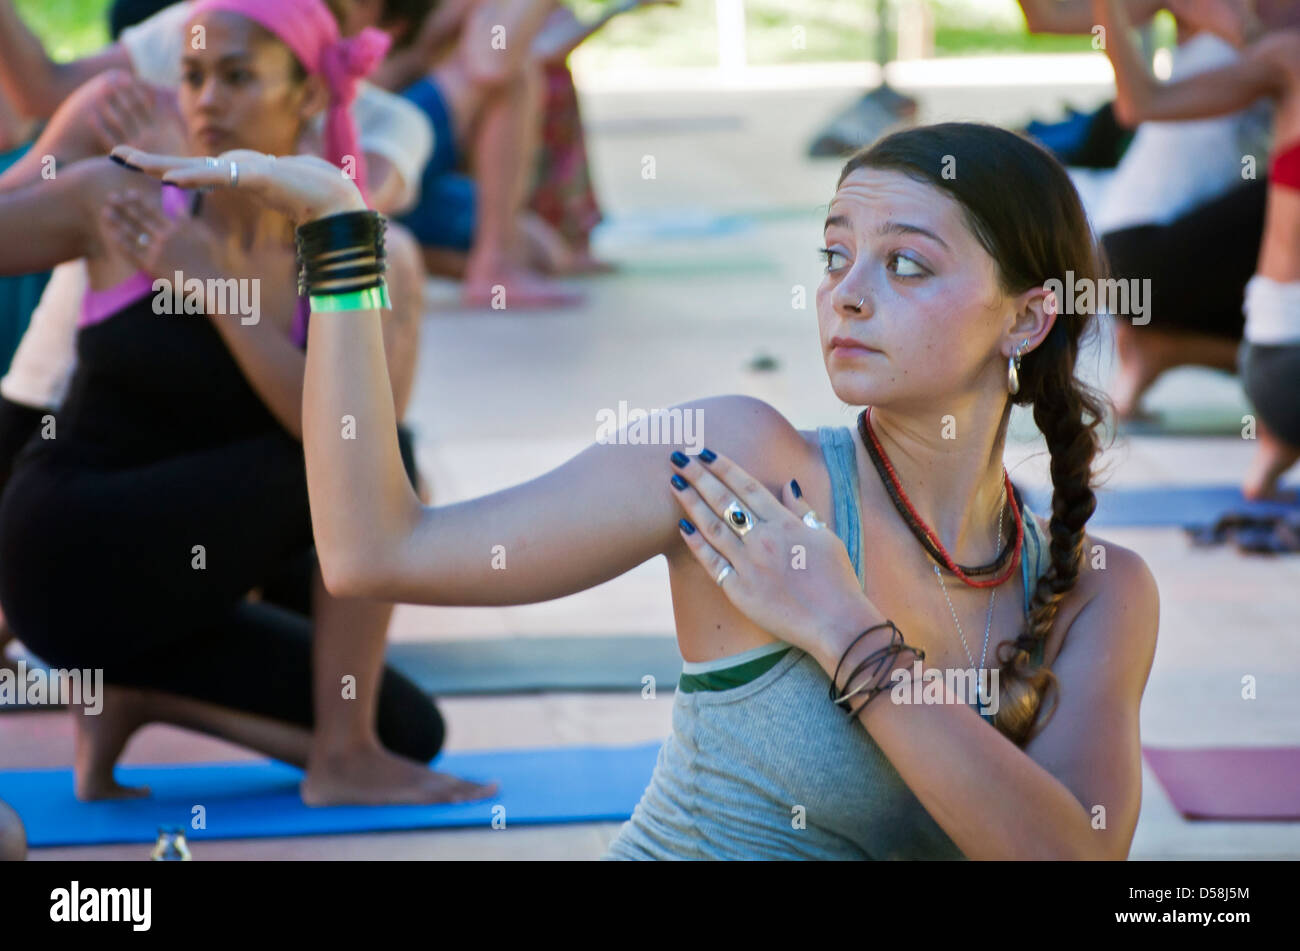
[309,284,391,313]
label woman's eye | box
[226,70,252,84]
[888,252,926,278]
[819,247,849,271]
[182,71,202,87]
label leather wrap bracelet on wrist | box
[829,620,926,718]
[295,210,391,310]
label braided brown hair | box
[838,122,1114,746]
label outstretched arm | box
[1095,0,1294,125]
[0,0,131,119]
[0,157,132,274]
[112,147,804,606]
[1018,0,1165,34]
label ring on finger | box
[715,563,734,586]
[229,161,239,187]
[137,233,150,248]
[205,157,220,168]
[722,501,755,537]
[803,510,827,530]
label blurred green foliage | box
[15,0,112,60]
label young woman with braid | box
[118,119,1159,859]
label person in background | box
[372,0,591,306]
[522,0,680,277]
[1096,0,1300,499]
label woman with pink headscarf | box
[0,0,495,808]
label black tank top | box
[44,289,287,467]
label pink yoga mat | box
[1143,747,1300,820]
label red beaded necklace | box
[858,406,1023,589]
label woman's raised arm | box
[1095,0,1296,126]
[0,157,131,275]
[111,146,802,607]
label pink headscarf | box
[188,0,390,201]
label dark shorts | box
[1100,178,1268,342]
[397,77,477,252]
[1239,341,1300,448]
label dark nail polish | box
[678,518,696,535]
[671,474,688,491]
[670,451,689,467]
[791,479,802,499]
[700,448,717,463]
[109,154,142,172]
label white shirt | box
[1094,32,1274,234]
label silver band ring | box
[137,233,150,248]
[229,161,239,187]
[715,563,734,586]
[722,501,755,537]
[205,157,220,168]
[802,510,826,530]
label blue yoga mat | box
[0,742,661,848]
[1018,484,1299,528]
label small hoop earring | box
[857,296,865,309]
[1007,341,1029,395]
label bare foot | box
[1111,323,1166,419]
[461,265,584,310]
[73,685,152,801]
[1242,420,1300,501]
[302,744,499,806]
[517,211,576,275]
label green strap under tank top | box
[678,426,1050,695]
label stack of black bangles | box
[829,620,925,719]
[295,210,391,312]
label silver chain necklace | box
[932,489,1006,671]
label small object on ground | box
[150,826,192,861]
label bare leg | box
[421,245,470,279]
[431,2,585,308]
[72,568,494,805]
[300,563,497,806]
[1113,322,1240,418]
[72,683,309,801]
[1242,417,1300,501]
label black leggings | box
[1101,178,1268,342]
[0,401,441,762]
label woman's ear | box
[296,74,331,126]
[1008,285,1058,356]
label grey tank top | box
[603,426,1052,860]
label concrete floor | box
[4,60,1299,860]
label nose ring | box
[857,297,865,309]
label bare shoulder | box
[670,393,826,495]
[1053,529,1160,675]
[678,394,816,460]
